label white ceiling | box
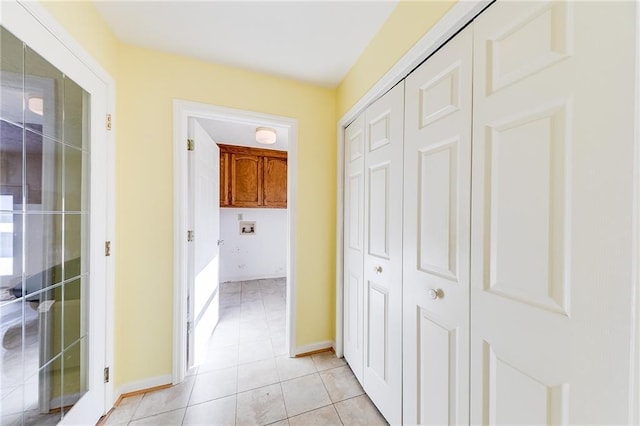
[93,0,399,88]
[196,117,289,151]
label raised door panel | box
[343,114,365,382]
[403,25,472,426]
[362,81,404,425]
[230,154,262,207]
[471,2,636,424]
[480,342,569,425]
[263,156,287,208]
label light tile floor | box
[104,278,387,426]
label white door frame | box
[173,100,298,383]
[0,0,116,414]
[335,0,640,422]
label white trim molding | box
[335,0,490,359]
[172,100,299,384]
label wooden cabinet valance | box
[218,143,287,208]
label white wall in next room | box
[219,207,286,282]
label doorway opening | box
[172,100,298,383]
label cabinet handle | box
[374,266,383,274]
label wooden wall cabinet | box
[218,144,287,208]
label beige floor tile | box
[266,419,290,426]
[189,366,237,405]
[237,358,280,392]
[219,306,241,322]
[287,405,342,426]
[104,394,143,425]
[183,395,236,426]
[132,378,194,420]
[240,309,267,324]
[220,292,241,307]
[275,356,316,381]
[334,395,387,426]
[200,344,239,373]
[208,322,240,349]
[236,383,287,426]
[240,318,271,343]
[268,318,286,332]
[221,281,241,294]
[241,290,262,303]
[241,299,265,312]
[239,338,274,364]
[129,408,185,425]
[271,335,288,357]
[280,374,331,417]
[242,280,261,292]
[311,352,346,372]
[319,365,364,403]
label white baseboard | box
[114,374,173,401]
[220,274,286,283]
[294,340,334,356]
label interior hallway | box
[102,278,387,425]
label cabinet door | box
[231,153,262,207]
[263,156,287,208]
[219,152,230,207]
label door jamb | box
[173,100,298,384]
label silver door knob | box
[217,239,224,246]
[374,266,383,274]
[428,289,443,300]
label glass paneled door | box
[0,3,109,424]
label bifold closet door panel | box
[470,1,637,424]
[343,114,366,383]
[403,25,473,426]
[363,81,404,425]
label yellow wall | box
[38,1,336,388]
[115,45,336,386]
[39,0,457,390]
[39,1,119,77]
[337,0,456,118]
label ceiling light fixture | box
[256,126,277,145]
[28,96,44,116]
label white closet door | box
[471,1,637,424]
[363,82,404,424]
[343,114,365,382]
[403,25,473,425]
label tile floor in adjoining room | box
[104,278,387,426]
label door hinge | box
[104,367,110,383]
[187,138,194,151]
[105,241,111,257]
[187,230,194,242]
[187,321,192,334]
[106,114,112,131]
